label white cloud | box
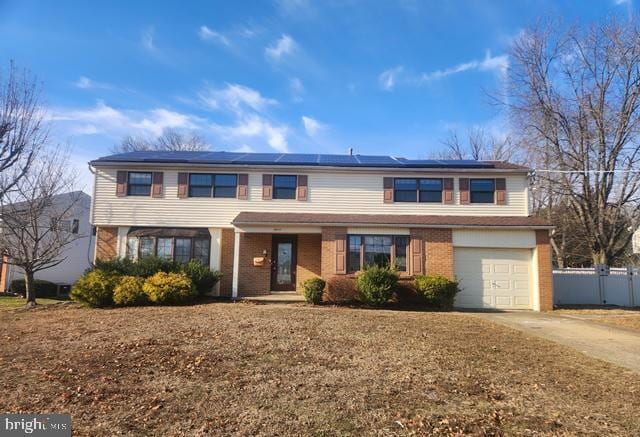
[199,83,278,114]
[199,83,289,152]
[277,0,312,16]
[51,101,200,138]
[420,51,508,82]
[379,66,404,91]
[265,34,297,61]
[198,26,230,46]
[141,27,157,52]
[74,76,113,90]
[234,144,256,153]
[212,115,289,152]
[301,116,324,137]
[290,77,304,101]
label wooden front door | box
[271,235,297,291]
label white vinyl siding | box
[92,167,530,227]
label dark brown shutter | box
[383,177,394,203]
[262,174,273,200]
[237,174,248,200]
[151,172,163,198]
[411,235,423,275]
[297,175,308,201]
[459,178,470,204]
[116,171,127,197]
[335,233,346,274]
[177,173,188,198]
[443,178,454,204]
[495,178,506,205]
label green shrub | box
[70,270,117,307]
[356,265,398,306]
[9,279,58,297]
[143,272,196,305]
[113,276,148,306]
[92,257,221,297]
[414,274,460,310]
[303,277,326,304]
[181,260,222,296]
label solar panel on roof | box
[277,154,319,164]
[356,155,398,165]
[91,150,511,170]
[234,153,283,163]
[317,155,359,165]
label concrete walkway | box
[473,311,640,373]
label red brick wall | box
[536,230,554,311]
[320,227,347,278]
[409,228,454,279]
[237,233,272,297]
[219,228,235,297]
[296,234,322,293]
[96,227,118,260]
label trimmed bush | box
[324,277,359,303]
[414,274,460,310]
[70,270,117,307]
[303,277,326,304]
[10,279,58,298]
[356,265,398,306]
[113,276,147,306]
[182,260,222,296]
[143,272,196,305]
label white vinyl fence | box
[553,267,640,307]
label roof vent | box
[348,147,353,156]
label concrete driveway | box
[473,311,640,373]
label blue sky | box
[0,0,635,189]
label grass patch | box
[0,296,69,309]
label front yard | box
[1,303,639,435]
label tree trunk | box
[24,271,37,308]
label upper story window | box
[393,178,443,203]
[470,179,495,203]
[347,235,409,273]
[56,219,79,234]
[273,175,297,199]
[188,174,237,198]
[127,172,152,196]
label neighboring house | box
[0,191,94,293]
[89,151,554,311]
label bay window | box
[126,228,211,266]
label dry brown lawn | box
[555,307,640,332]
[1,302,639,436]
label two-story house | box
[89,151,553,310]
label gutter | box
[231,221,554,230]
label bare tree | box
[112,128,209,153]
[0,148,82,307]
[505,18,640,265]
[0,61,46,200]
[439,126,521,162]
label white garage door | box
[454,248,532,309]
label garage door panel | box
[454,248,532,310]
